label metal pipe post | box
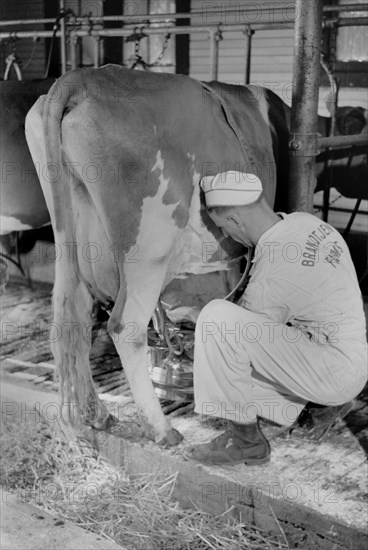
[288,0,323,212]
[70,32,78,70]
[60,0,67,74]
[209,28,221,80]
[94,37,100,68]
[243,26,254,85]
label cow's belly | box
[0,138,50,233]
[0,216,49,235]
[73,200,120,305]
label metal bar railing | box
[1,16,367,41]
[318,134,368,150]
[0,22,295,43]
[324,16,368,26]
[323,3,368,11]
[1,17,365,82]
[319,205,368,215]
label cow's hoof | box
[157,428,184,447]
[92,413,119,431]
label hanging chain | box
[126,27,171,70]
[125,27,148,69]
[150,32,171,67]
[22,38,39,71]
[11,35,16,55]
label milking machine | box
[147,249,254,401]
[147,301,196,400]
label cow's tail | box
[42,72,85,230]
[43,71,112,432]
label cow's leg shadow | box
[108,263,183,447]
[51,271,115,437]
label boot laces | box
[211,427,236,450]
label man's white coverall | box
[194,212,367,426]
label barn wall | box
[189,0,367,110]
[189,1,294,94]
[0,0,46,80]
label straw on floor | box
[1,413,289,550]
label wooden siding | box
[189,0,295,87]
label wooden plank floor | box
[0,280,128,395]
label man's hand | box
[165,305,200,324]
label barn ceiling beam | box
[288,0,323,213]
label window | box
[323,0,368,87]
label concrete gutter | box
[1,490,123,550]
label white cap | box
[200,171,263,207]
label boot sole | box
[185,452,271,466]
[243,455,271,466]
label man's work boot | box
[184,420,271,465]
[296,400,356,440]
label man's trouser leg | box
[194,300,365,426]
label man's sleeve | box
[238,276,292,324]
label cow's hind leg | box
[52,271,115,433]
[109,263,183,447]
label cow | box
[24,65,284,445]
[0,79,54,235]
[0,79,55,267]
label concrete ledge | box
[0,490,123,550]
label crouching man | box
[169,171,367,466]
